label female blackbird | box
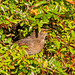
[15,28,47,55]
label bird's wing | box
[15,38,34,46]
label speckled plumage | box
[15,29,47,55]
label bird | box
[15,28,47,55]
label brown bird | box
[15,28,47,55]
